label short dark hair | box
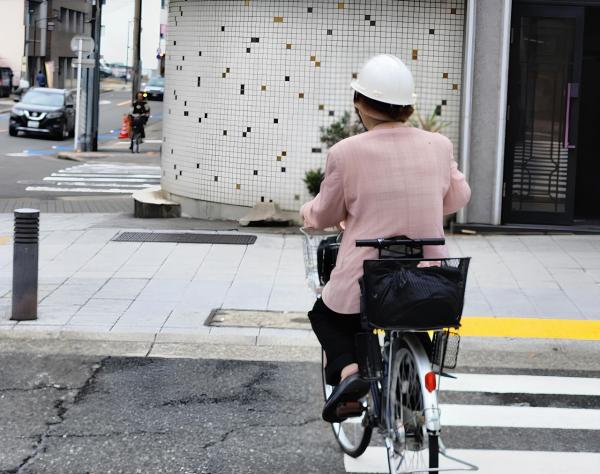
[354,92,414,123]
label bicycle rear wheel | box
[386,342,439,473]
[321,349,372,458]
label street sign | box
[70,36,95,53]
[72,58,96,68]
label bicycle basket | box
[359,257,470,330]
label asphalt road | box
[0,89,162,200]
[1,342,599,474]
[0,353,341,474]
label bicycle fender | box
[402,334,441,433]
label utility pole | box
[81,0,103,151]
[131,0,142,102]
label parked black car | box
[0,67,13,97]
[9,88,75,140]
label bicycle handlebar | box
[355,237,445,248]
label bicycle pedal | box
[335,401,364,418]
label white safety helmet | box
[350,54,416,106]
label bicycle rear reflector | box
[425,371,437,392]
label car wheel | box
[8,126,17,137]
[54,123,67,140]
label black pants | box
[308,298,433,387]
[308,298,362,386]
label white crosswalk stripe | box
[26,163,161,194]
[344,371,600,473]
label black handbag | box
[360,258,470,330]
[317,235,341,285]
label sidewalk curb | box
[0,324,321,347]
[56,152,84,162]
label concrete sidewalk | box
[1,213,600,347]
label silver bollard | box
[11,209,40,321]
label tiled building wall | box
[162,0,465,211]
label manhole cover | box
[112,232,257,245]
[207,309,310,329]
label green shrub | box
[303,168,325,197]
[320,111,364,148]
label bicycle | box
[301,229,478,473]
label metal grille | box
[432,330,460,372]
[112,232,257,245]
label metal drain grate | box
[112,232,257,245]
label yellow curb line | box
[459,317,600,341]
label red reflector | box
[425,372,437,392]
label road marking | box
[25,186,148,194]
[99,100,111,105]
[44,176,159,183]
[26,163,161,194]
[460,316,600,340]
[117,100,130,106]
[47,173,161,178]
[345,448,600,473]
[441,403,600,429]
[442,373,600,396]
[0,129,7,132]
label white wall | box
[101,0,161,75]
[162,0,466,212]
[0,0,25,84]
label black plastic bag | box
[360,258,469,330]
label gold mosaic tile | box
[453,83,459,91]
[261,84,267,91]
[236,183,241,190]
[337,2,345,9]
[315,61,321,67]
[318,104,324,110]
[273,16,283,23]
[276,156,282,161]
[298,92,305,99]
[244,0,250,6]
[412,49,418,60]
[286,42,292,49]
[310,55,316,61]
[443,72,449,79]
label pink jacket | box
[301,124,471,314]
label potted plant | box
[409,107,449,133]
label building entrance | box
[503,2,600,225]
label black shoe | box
[322,373,370,423]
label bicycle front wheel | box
[321,349,372,458]
[386,342,439,473]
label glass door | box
[503,4,584,224]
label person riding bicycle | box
[130,91,150,151]
[301,54,471,423]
